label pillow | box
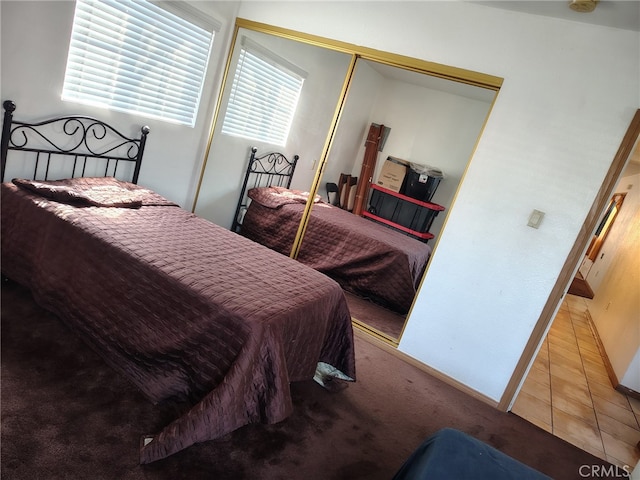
[247,186,322,209]
[12,177,176,208]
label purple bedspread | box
[1,178,356,464]
[241,187,432,313]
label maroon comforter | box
[1,178,355,464]
[241,187,432,313]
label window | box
[62,0,218,127]
[221,36,306,146]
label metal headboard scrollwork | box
[232,146,299,233]
[1,100,150,184]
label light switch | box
[528,209,544,229]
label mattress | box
[241,186,432,313]
[1,177,356,463]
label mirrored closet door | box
[313,58,498,342]
[193,25,353,229]
[193,19,502,345]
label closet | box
[193,19,502,345]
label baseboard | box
[584,311,640,402]
[616,384,640,402]
[352,318,399,346]
[585,310,621,390]
[353,327,499,409]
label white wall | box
[236,1,639,402]
[622,349,640,393]
[365,75,493,240]
[323,59,493,241]
[322,60,382,195]
[3,1,638,404]
[587,172,640,392]
[586,174,638,292]
[0,0,240,209]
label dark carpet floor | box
[1,280,613,479]
[344,291,405,340]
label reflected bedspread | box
[242,186,432,313]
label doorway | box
[512,294,640,468]
[509,112,640,467]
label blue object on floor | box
[392,428,551,480]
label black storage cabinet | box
[368,187,444,234]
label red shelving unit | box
[364,184,445,241]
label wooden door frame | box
[499,109,640,411]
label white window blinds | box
[62,0,216,127]
[221,37,306,146]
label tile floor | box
[512,294,640,469]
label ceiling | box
[474,0,640,32]
[365,60,498,102]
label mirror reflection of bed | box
[193,20,500,344]
[193,27,352,228]
[234,153,433,341]
[315,59,497,341]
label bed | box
[0,101,356,464]
[233,149,433,314]
[231,146,299,233]
[392,428,550,480]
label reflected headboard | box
[1,100,150,184]
[232,146,299,233]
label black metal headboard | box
[231,146,299,233]
[1,100,150,184]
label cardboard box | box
[376,157,408,192]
